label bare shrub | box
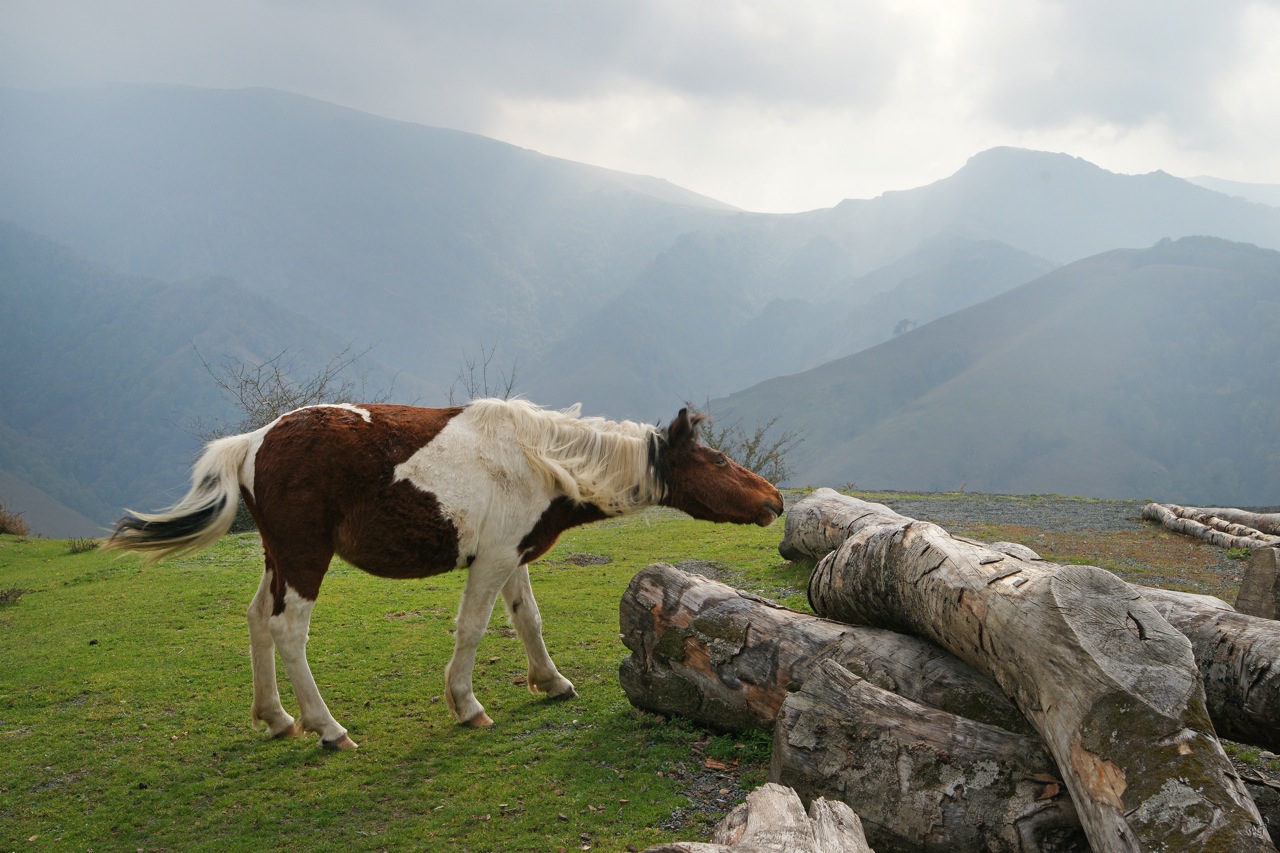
[0,500,30,536]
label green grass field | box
[0,509,802,852]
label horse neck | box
[487,402,664,515]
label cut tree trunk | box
[774,657,1088,853]
[802,490,1271,852]
[619,562,1032,736]
[642,782,873,853]
[785,488,1280,754]
[1142,503,1280,550]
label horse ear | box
[665,407,705,447]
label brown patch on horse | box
[517,497,609,564]
[251,405,467,604]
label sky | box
[3,1,1279,213]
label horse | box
[105,398,784,749]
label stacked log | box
[1142,503,1280,550]
[620,488,1280,852]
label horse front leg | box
[445,557,518,727]
[502,564,576,701]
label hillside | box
[714,237,1280,505]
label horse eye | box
[714,454,728,466]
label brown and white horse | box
[106,398,783,749]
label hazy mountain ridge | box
[3,85,1280,532]
[714,237,1280,504]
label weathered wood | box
[1236,548,1280,620]
[1142,503,1280,550]
[804,491,1272,852]
[786,489,1280,754]
[619,562,1032,736]
[1140,586,1280,754]
[642,782,874,853]
[775,657,1087,853]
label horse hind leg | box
[269,582,358,750]
[502,564,575,701]
[247,568,300,738]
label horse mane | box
[465,398,665,515]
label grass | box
[0,491,1245,850]
[0,509,798,852]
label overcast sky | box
[3,1,1278,212]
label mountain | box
[0,219,423,530]
[0,85,735,375]
[712,237,1280,505]
[4,85,1280,530]
[527,148,1280,418]
[1186,176,1280,209]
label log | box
[642,782,874,853]
[1141,587,1280,753]
[1236,548,1280,620]
[619,563,1033,737]
[786,488,1280,754]
[1142,503,1280,550]
[805,493,1272,852]
[774,658,1087,853]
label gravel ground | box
[868,492,1150,534]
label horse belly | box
[335,480,462,579]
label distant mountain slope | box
[714,237,1280,504]
[1187,176,1280,209]
[529,148,1280,418]
[0,220,424,530]
[0,85,734,375]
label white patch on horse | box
[393,406,553,569]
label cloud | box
[1,0,1278,211]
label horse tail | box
[105,431,256,565]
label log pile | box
[621,488,1280,852]
[1142,502,1280,550]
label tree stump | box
[1236,548,1280,620]
[803,491,1271,852]
[642,782,874,853]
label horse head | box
[656,408,785,527]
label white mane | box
[465,398,665,515]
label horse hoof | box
[322,734,359,750]
[547,686,578,702]
[462,711,494,728]
[272,719,304,739]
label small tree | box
[689,400,804,485]
[448,342,519,404]
[189,343,392,441]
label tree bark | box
[1142,503,1280,550]
[1140,587,1280,753]
[642,782,874,853]
[804,492,1271,852]
[774,658,1088,853]
[619,562,1032,737]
